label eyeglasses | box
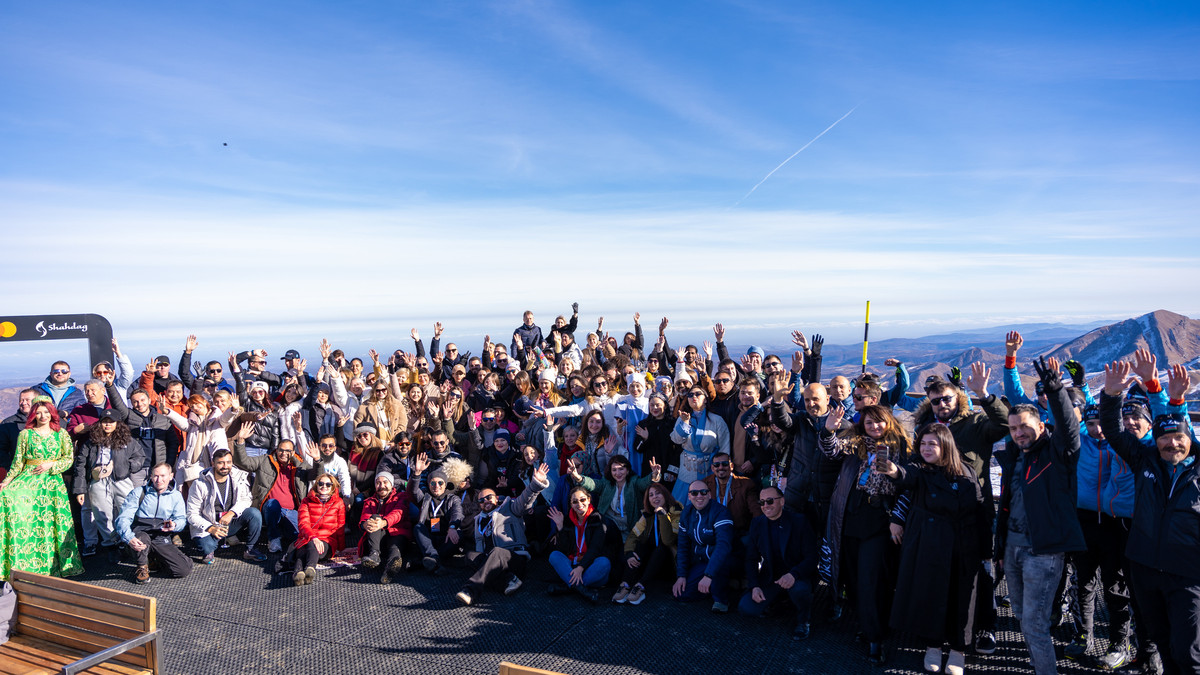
[711,460,731,467]
[688,489,710,496]
[316,481,333,488]
[318,443,337,449]
[758,497,780,506]
[714,378,732,384]
[930,395,955,405]
[51,368,70,374]
[429,480,446,486]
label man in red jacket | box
[359,472,411,584]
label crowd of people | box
[0,306,1196,675]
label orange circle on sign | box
[0,322,15,338]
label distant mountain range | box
[749,310,1200,396]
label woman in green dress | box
[0,397,84,579]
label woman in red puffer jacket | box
[293,473,346,586]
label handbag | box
[0,581,17,645]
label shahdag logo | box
[34,320,88,339]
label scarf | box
[568,505,594,565]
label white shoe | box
[924,647,943,673]
[945,649,965,675]
[503,576,523,596]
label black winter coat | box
[1100,392,1200,581]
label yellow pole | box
[862,300,871,374]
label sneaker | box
[201,552,215,565]
[304,566,317,584]
[293,570,306,586]
[974,631,997,655]
[825,600,844,621]
[711,601,729,614]
[612,583,631,604]
[1100,643,1131,670]
[243,548,267,562]
[380,569,393,585]
[134,565,150,584]
[924,646,943,673]
[422,556,438,572]
[945,649,965,675]
[386,556,404,576]
[362,553,381,569]
[1138,649,1164,675]
[455,590,473,606]
[81,544,98,558]
[868,642,887,665]
[576,586,599,604]
[268,538,282,553]
[1065,634,1092,661]
[503,576,523,596]
[793,623,811,641]
[171,534,183,547]
[626,585,646,605]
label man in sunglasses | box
[740,486,818,640]
[178,334,234,395]
[673,480,736,613]
[410,453,463,575]
[912,360,1010,655]
[455,462,550,606]
[34,361,86,416]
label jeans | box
[262,499,298,543]
[677,558,731,605]
[1006,542,1066,675]
[548,551,611,588]
[194,508,263,555]
[87,476,136,547]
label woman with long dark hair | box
[612,481,681,605]
[878,423,988,675]
[820,404,912,665]
[73,409,144,553]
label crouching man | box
[116,462,192,584]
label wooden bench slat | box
[10,585,145,623]
[9,573,151,611]
[14,594,146,633]
[16,605,147,642]
[11,620,150,670]
[2,637,149,675]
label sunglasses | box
[156,363,171,368]
[852,394,869,401]
[930,395,955,406]
[481,417,496,423]
[477,497,496,504]
[397,442,412,447]
[686,392,705,398]
[318,443,337,449]
[51,368,70,374]
[688,489,710,496]
[569,498,590,505]
[711,460,731,467]
[429,480,446,486]
[208,369,223,375]
[758,497,780,506]
[592,382,607,388]
[94,370,112,376]
[316,481,333,488]
[714,378,732,384]
[250,361,266,367]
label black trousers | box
[1070,510,1133,643]
[132,532,192,578]
[973,499,997,633]
[620,537,674,587]
[363,529,406,563]
[294,539,332,572]
[1128,561,1200,675]
[414,524,459,561]
[841,530,893,643]
[465,547,528,594]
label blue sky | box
[2,1,1198,376]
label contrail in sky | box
[735,104,860,206]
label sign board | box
[0,314,114,370]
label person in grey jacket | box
[455,462,550,605]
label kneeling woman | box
[612,482,681,605]
[878,424,988,675]
[547,487,610,603]
[294,473,346,586]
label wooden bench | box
[0,570,160,675]
[497,663,567,675]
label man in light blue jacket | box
[116,462,191,584]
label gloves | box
[1064,360,1085,387]
[810,334,824,357]
[571,302,579,314]
[1032,356,1063,393]
[949,367,963,389]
